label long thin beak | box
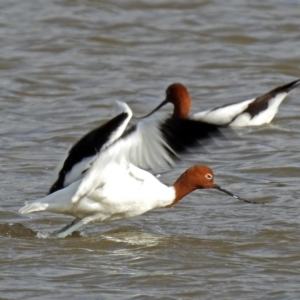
[213,184,260,204]
[136,99,169,119]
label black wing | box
[49,112,130,194]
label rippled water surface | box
[1,0,300,299]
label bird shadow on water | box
[0,222,82,239]
[0,222,37,238]
[0,222,229,253]
[0,221,162,243]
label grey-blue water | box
[1,0,300,299]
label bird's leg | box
[54,218,85,238]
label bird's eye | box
[205,173,213,180]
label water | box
[1,0,300,299]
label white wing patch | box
[192,99,253,125]
[102,101,132,150]
[63,156,96,186]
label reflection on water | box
[102,229,165,248]
[0,223,36,238]
[1,0,300,299]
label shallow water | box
[1,0,300,299]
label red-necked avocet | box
[19,103,253,237]
[49,100,224,195]
[141,79,300,126]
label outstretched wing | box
[71,116,223,203]
[49,102,132,194]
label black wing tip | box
[246,78,300,116]
[270,78,300,95]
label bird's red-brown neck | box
[166,83,191,119]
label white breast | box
[74,161,175,222]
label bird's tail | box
[19,202,48,214]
